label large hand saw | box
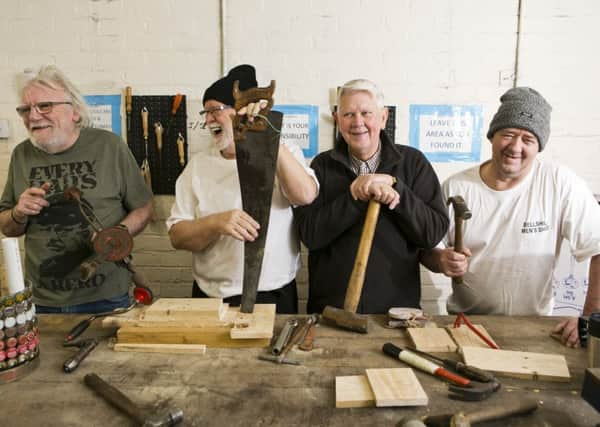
[232,80,281,313]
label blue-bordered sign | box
[409,104,482,163]
[274,105,319,158]
[84,95,122,136]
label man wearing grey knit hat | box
[421,87,600,347]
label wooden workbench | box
[3,314,599,426]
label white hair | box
[336,79,385,109]
[18,65,91,128]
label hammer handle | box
[84,373,145,424]
[466,398,538,423]
[344,200,381,313]
[453,217,465,285]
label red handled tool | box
[165,93,183,136]
[453,312,499,349]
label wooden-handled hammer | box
[447,196,471,285]
[322,199,381,333]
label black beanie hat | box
[202,64,258,107]
[486,87,552,151]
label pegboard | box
[126,95,188,195]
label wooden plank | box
[140,298,227,322]
[445,324,498,349]
[117,325,270,348]
[461,346,571,382]
[113,343,207,354]
[228,304,276,339]
[365,368,428,407]
[335,375,374,408]
[407,327,457,352]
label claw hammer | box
[447,196,471,285]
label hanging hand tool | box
[63,338,98,373]
[165,93,183,137]
[141,107,152,188]
[84,373,184,427]
[154,122,163,168]
[322,200,381,333]
[382,343,500,401]
[422,398,538,427]
[232,80,281,314]
[125,86,132,133]
[176,132,185,167]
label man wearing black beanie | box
[166,65,318,313]
[421,87,600,347]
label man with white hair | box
[294,79,448,314]
[0,65,153,313]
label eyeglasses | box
[16,101,73,118]
[198,105,233,129]
[199,105,232,117]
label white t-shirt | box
[442,159,600,315]
[166,141,317,298]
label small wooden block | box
[365,368,428,407]
[445,324,498,349]
[335,375,375,408]
[461,346,571,382]
[407,327,457,352]
[113,343,207,354]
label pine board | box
[335,375,375,408]
[140,298,227,321]
[113,343,207,354]
[407,327,457,352]
[445,324,498,349]
[365,368,428,407]
[461,346,571,382]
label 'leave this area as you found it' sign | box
[274,105,319,158]
[409,104,482,163]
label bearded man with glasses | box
[0,65,153,314]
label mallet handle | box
[344,200,381,313]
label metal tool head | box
[447,196,472,220]
[321,305,368,334]
[142,408,184,427]
[447,379,500,401]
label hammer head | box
[322,305,368,333]
[142,407,183,427]
[447,196,472,220]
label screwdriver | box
[165,93,183,136]
[125,86,132,132]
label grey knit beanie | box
[486,87,552,151]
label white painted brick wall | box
[0,0,598,314]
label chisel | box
[141,107,152,188]
[165,93,183,136]
[154,122,163,167]
[176,132,185,167]
[125,86,132,132]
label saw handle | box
[344,200,380,313]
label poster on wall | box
[409,104,482,163]
[84,95,122,136]
[274,104,319,158]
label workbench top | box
[3,314,599,426]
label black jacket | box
[293,131,448,314]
